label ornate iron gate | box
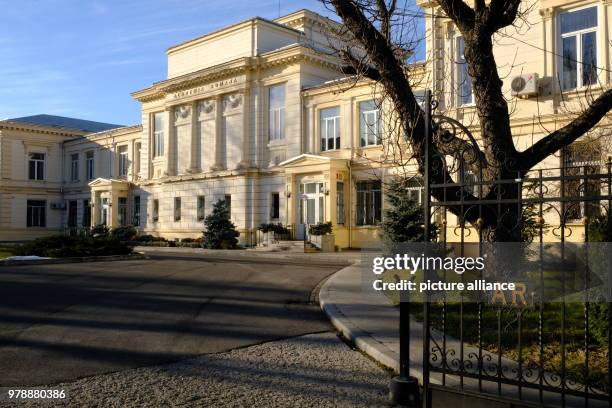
[419,90,612,408]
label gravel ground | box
[2,332,392,408]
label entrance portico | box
[88,178,132,228]
[280,154,350,246]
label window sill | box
[267,139,286,148]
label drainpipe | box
[346,161,352,249]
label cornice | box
[0,121,87,137]
[132,46,341,103]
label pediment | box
[279,154,341,168]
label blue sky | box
[0,1,422,126]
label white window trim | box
[360,106,380,147]
[70,153,79,182]
[28,152,46,181]
[153,113,165,158]
[557,4,600,91]
[86,151,94,181]
[456,36,475,107]
[268,84,286,142]
[320,109,340,151]
[118,146,129,177]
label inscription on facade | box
[171,77,240,99]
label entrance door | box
[296,182,325,239]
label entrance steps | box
[249,240,309,253]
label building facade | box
[1,4,611,245]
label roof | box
[8,114,123,133]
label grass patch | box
[0,246,16,259]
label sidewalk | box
[319,263,608,408]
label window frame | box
[355,180,382,226]
[70,153,79,182]
[118,145,128,177]
[320,106,341,152]
[152,199,159,222]
[133,196,140,227]
[270,192,280,220]
[359,100,381,147]
[26,200,46,228]
[197,196,206,221]
[85,151,94,181]
[456,36,474,106]
[153,112,165,158]
[268,83,286,142]
[557,4,599,91]
[174,197,181,222]
[28,152,45,181]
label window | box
[26,200,46,227]
[197,196,206,221]
[86,151,94,180]
[564,142,602,220]
[359,100,381,147]
[68,200,78,228]
[356,181,382,226]
[405,178,424,205]
[83,199,91,227]
[336,182,345,225]
[268,84,285,141]
[70,153,79,182]
[224,195,232,218]
[560,6,598,90]
[100,198,109,225]
[134,142,141,175]
[456,37,474,105]
[118,145,128,177]
[28,153,45,180]
[133,196,140,227]
[270,193,280,219]
[118,197,128,226]
[174,197,181,221]
[152,199,159,222]
[153,113,165,157]
[320,107,340,151]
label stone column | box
[190,100,199,172]
[238,90,250,169]
[164,107,174,176]
[211,95,225,171]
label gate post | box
[389,90,433,407]
[422,89,432,408]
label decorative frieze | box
[198,99,216,120]
[223,93,243,113]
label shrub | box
[258,223,290,235]
[136,234,154,242]
[91,224,109,238]
[14,235,132,258]
[111,226,137,241]
[309,222,332,236]
[202,199,240,249]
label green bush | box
[111,226,137,241]
[14,235,132,258]
[91,224,109,238]
[309,222,332,236]
[258,223,290,235]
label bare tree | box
[322,0,612,242]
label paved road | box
[0,253,340,386]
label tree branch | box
[520,89,612,169]
[436,0,475,33]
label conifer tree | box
[202,199,240,249]
[380,178,435,245]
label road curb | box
[0,252,147,267]
[318,264,400,373]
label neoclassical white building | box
[2,4,611,246]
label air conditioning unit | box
[50,202,66,210]
[511,73,539,97]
